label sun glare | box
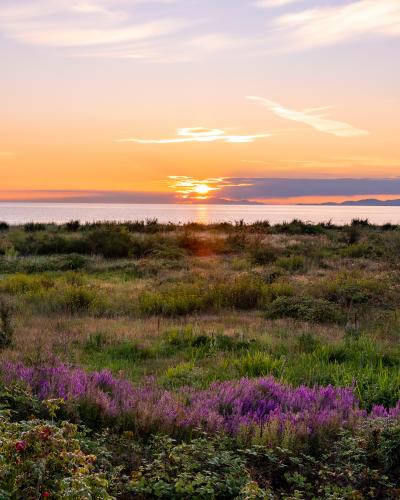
[168,176,226,200]
[194,184,211,195]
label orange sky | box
[0,0,399,203]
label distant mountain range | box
[311,199,400,206]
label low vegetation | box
[1,218,400,497]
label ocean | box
[1,202,400,225]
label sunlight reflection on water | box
[1,203,400,225]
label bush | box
[129,435,254,499]
[0,300,13,349]
[234,351,283,377]
[24,222,46,232]
[275,255,305,271]
[64,220,80,232]
[341,243,380,258]
[275,219,324,235]
[250,243,279,265]
[0,221,9,231]
[57,286,97,314]
[85,229,133,258]
[209,275,268,310]
[266,296,343,323]
[138,285,204,316]
[0,412,118,498]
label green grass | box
[1,221,400,409]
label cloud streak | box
[247,96,369,138]
[274,0,400,50]
[116,127,271,144]
[0,1,185,47]
[255,0,302,9]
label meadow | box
[1,218,400,498]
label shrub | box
[351,218,371,227]
[57,286,97,314]
[266,296,343,323]
[0,300,13,349]
[346,225,361,244]
[0,221,9,231]
[0,412,118,498]
[164,325,195,347]
[24,222,46,232]
[86,229,133,258]
[274,219,324,235]
[250,243,279,265]
[138,285,204,316]
[64,220,80,232]
[234,351,283,377]
[129,435,253,499]
[297,332,319,353]
[58,253,87,271]
[275,255,305,271]
[209,275,268,310]
[12,234,89,256]
[0,273,55,295]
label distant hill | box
[304,199,400,206]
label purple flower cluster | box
[2,360,399,444]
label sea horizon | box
[2,201,400,226]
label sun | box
[194,184,211,195]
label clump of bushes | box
[266,296,343,323]
[275,255,305,271]
[85,228,133,258]
[130,435,254,498]
[341,242,381,258]
[0,411,119,498]
[23,222,47,232]
[0,300,13,348]
[275,219,325,235]
[250,242,280,265]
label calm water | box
[1,203,400,225]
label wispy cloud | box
[0,1,252,62]
[116,127,271,144]
[274,0,400,50]
[247,96,369,138]
[0,1,185,48]
[255,0,302,8]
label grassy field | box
[1,219,400,497]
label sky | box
[0,0,399,204]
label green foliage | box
[250,243,279,265]
[209,275,268,310]
[266,296,343,323]
[275,219,325,235]
[234,351,283,377]
[86,228,133,258]
[0,412,119,498]
[130,435,254,499]
[57,286,97,314]
[24,222,47,232]
[275,255,305,272]
[138,284,204,316]
[0,300,13,349]
[341,242,381,258]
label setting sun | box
[194,184,211,196]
